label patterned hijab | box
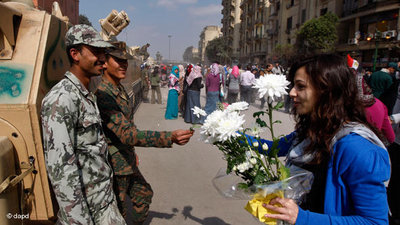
[211,63,219,77]
[231,65,240,78]
[186,65,202,86]
[178,65,185,78]
[170,65,179,78]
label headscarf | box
[347,55,375,107]
[356,72,375,107]
[210,63,219,76]
[178,65,185,78]
[186,65,202,86]
[186,64,193,76]
[231,65,240,78]
[170,65,179,78]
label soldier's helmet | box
[65,24,113,48]
[106,41,133,60]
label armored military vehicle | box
[0,1,145,224]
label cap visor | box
[88,40,114,48]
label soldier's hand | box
[171,129,194,145]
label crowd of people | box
[140,60,291,124]
[40,24,398,225]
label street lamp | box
[168,35,172,62]
[366,30,383,72]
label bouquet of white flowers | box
[195,74,313,225]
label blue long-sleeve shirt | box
[247,132,390,224]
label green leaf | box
[273,102,284,110]
[279,166,290,180]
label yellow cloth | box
[244,191,284,225]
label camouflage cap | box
[65,24,113,48]
[106,41,133,60]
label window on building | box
[288,38,291,44]
[287,17,292,31]
[320,8,328,16]
[290,0,294,7]
[301,9,306,24]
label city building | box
[32,0,79,25]
[183,46,200,64]
[221,0,399,69]
[239,0,269,65]
[221,0,243,63]
[198,26,222,65]
[336,0,400,70]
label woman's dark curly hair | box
[288,54,383,164]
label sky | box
[80,0,222,61]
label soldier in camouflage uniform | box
[95,42,194,225]
[141,64,150,102]
[41,24,126,225]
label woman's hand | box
[263,197,299,225]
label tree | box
[295,12,339,55]
[272,44,295,67]
[79,14,92,26]
[205,37,231,64]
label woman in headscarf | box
[227,65,240,104]
[178,64,186,115]
[165,65,180,119]
[184,65,204,124]
[204,63,223,115]
[182,64,193,117]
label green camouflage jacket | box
[41,72,116,224]
[95,78,172,175]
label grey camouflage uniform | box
[41,24,126,225]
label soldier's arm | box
[97,90,173,148]
[41,94,94,225]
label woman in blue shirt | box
[257,54,391,224]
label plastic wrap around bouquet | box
[194,74,314,225]
[213,165,313,225]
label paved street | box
[132,86,295,225]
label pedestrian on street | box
[271,61,284,74]
[141,64,151,103]
[347,55,394,145]
[165,65,180,119]
[204,63,223,115]
[248,54,390,224]
[184,65,204,124]
[96,43,194,224]
[41,24,126,225]
[150,66,162,104]
[368,63,399,114]
[227,65,240,104]
[178,64,186,115]
[239,65,255,104]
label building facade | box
[33,0,79,25]
[221,0,243,63]
[221,0,400,69]
[336,0,400,70]
[183,46,200,64]
[198,26,222,65]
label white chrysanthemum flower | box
[191,106,207,118]
[237,161,253,173]
[246,150,257,158]
[226,101,249,112]
[215,111,245,142]
[262,143,269,151]
[253,141,259,148]
[249,123,266,138]
[233,165,237,171]
[250,158,257,165]
[200,110,226,142]
[253,74,290,101]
